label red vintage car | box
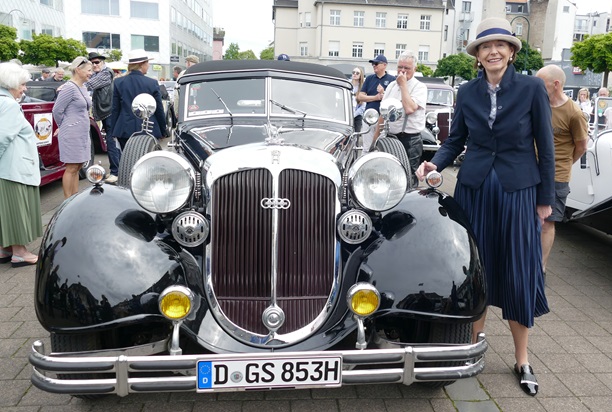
[21,81,107,186]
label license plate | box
[197,355,342,391]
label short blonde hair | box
[0,62,31,90]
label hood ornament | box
[264,123,285,146]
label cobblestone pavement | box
[1,166,611,411]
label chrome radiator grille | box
[211,168,336,336]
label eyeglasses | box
[371,62,380,66]
[352,71,360,75]
[91,60,102,65]
[397,66,413,70]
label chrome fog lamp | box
[348,152,407,211]
[131,152,195,213]
[347,283,380,317]
[425,171,443,188]
[426,111,438,125]
[86,163,106,184]
[159,286,195,321]
[363,108,379,125]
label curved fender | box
[35,185,193,332]
[362,189,486,321]
[420,127,437,146]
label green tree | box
[104,49,123,62]
[417,63,433,77]
[571,32,612,86]
[223,42,241,60]
[238,50,257,60]
[0,25,19,62]
[434,53,476,85]
[20,34,87,67]
[512,40,544,75]
[260,46,274,60]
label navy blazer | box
[110,70,167,139]
[431,65,555,206]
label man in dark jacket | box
[85,51,120,183]
[110,49,167,151]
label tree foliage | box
[260,46,274,60]
[434,53,476,85]
[19,34,87,67]
[512,40,544,75]
[238,50,257,60]
[0,25,19,62]
[104,49,123,62]
[417,63,433,77]
[223,43,241,60]
[571,32,612,86]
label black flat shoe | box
[514,363,538,396]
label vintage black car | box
[30,60,487,397]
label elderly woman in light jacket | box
[0,62,43,267]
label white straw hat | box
[127,49,154,64]
[466,17,522,57]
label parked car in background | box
[30,60,487,398]
[418,77,455,162]
[21,81,107,186]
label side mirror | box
[131,93,157,120]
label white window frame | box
[304,12,311,27]
[516,23,523,36]
[462,1,471,12]
[395,43,406,59]
[397,14,408,29]
[420,15,431,31]
[300,42,308,56]
[330,10,340,26]
[354,11,364,27]
[328,41,340,57]
[376,12,386,28]
[418,45,429,62]
[374,43,385,57]
[352,42,363,58]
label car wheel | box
[165,106,174,135]
[420,322,472,388]
[117,134,162,188]
[50,333,107,399]
[375,137,413,190]
[78,132,96,180]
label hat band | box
[477,27,514,39]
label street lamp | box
[0,9,27,40]
[510,16,530,74]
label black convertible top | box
[184,60,347,81]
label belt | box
[395,132,421,138]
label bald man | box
[536,65,588,273]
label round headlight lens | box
[347,283,380,316]
[349,153,407,211]
[426,111,438,125]
[131,152,194,213]
[159,286,194,320]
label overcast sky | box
[212,0,274,58]
[210,0,610,57]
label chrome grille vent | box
[171,211,208,247]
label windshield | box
[427,89,454,106]
[185,77,348,122]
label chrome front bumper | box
[30,334,487,397]
[423,143,441,152]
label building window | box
[81,0,119,16]
[444,25,448,41]
[132,34,159,52]
[516,23,523,36]
[83,31,121,49]
[328,41,339,57]
[517,5,524,13]
[397,14,408,29]
[41,25,54,35]
[304,12,311,27]
[420,15,431,31]
[395,43,406,59]
[563,6,570,13]
[462,1,471,12]
[354,11,364,27]
[352,42,363,58]
[330,10,340,26]
[505,5,511,13]
[376,12,386,28]
[374,43,385,57]
[300,42,308,56]
[40,0,53,6]
[130,1,159,19]
[418,45,430,62]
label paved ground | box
[1,165,611,411]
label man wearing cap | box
[358,54,395,152]
[110,49,167,151]
[374,51,427,186]
[277,54,290,61]
[36,68,50,81]
[174,55,200,116]
[84,51,119,183]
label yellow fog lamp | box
[347,283,380,316]
[159,286,195,321]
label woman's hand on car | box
[416,161,437,181]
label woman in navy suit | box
[417,18,554,396]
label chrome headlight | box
[131,152,195,213]
[426,111,438,125]
[349,152,407,211]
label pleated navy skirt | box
[454,168,549,328]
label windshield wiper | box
[269,99,307,117]
[211,88,233,125]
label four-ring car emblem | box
[260,198,291,209]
